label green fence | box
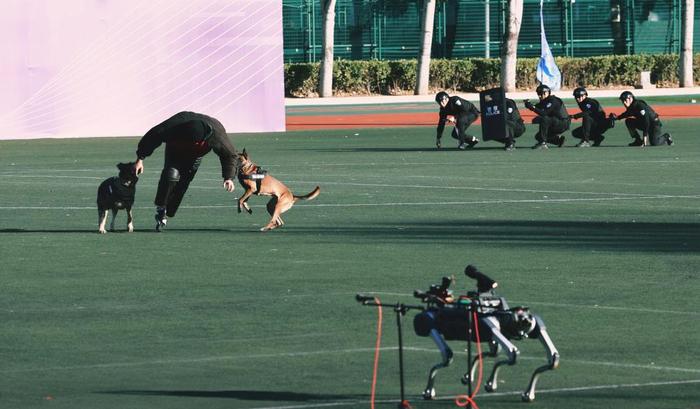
[283,0,692,63]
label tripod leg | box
[423,329,453,400]
[522,315,559,402]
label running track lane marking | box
[2,194,700,210]
[3,346,698,374]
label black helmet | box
[619,91,634,101]
[573,87,587,98]
[435,91,449,104]
[535,84,551,96]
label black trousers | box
[491,120,525,145]
[572,112,611,142]
[450,112,479,144]
[533,116,570,143]
[625,118,668,146]
[155,151,203,217]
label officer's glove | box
[523,100,535,110]
[608,113,617,121]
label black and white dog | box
[97,162,138,234]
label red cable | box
[455,310,483,409]
[370,297,383,409]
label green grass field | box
[1,117,699,409]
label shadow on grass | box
[280,220,700,253]
[0,228,254,234]
[96,389,362,402]
[3,220,697,252]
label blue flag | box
[536,0,561,91]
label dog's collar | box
[238,165,267,193]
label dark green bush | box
[284,54,696,97]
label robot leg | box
[482,316,519,392]
[521,315,559,402]
[462,339,498,386]
[423,328,453,400]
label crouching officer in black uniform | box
[503,98,526,151]
[571,87,613,147]
[524,85,570,149]
[134,111,239,231]
[435,91,480,150]
[611,91,673,147]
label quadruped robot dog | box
[357,265,559,407]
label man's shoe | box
[466,136,479,148]
[557,135,566,147]
[592,135,605,147]
[575,140,591,147]
[663,133,674,146]
[155,208,167,232]
[628,138,643,147]
[505,143,515,151]
[458,143,467,150]
[532,142,548,150]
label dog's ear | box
[241,148,248,159]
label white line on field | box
[243,379,700,409]
[405,347,700,374]
[0,158,694,175]
[2,194,699,211]
[4,346,698,375]
[2,173,697,198]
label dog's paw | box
[246,208,253,215]
[98,228,107,234]
[127,224,134,233]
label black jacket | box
[529,95,569,120]
[136,111,238,180]
[616,99,660,133]
[437,96,480,138]
[572,97,606,121]
[506,99,523,124]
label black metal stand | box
[465,299,476,409]
[356,295,423,409]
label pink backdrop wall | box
[0,0,285,139]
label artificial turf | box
[0,118,698,409]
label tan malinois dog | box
[236,149,320,231]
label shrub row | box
[285,54,700,97]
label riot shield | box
[479,87,507,141]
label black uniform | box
[504,98,525,146]
[616,99,672,146]
[437,96,480,147]
[136,111,238,217]
[526,95,570,146]
[572,97,611,146]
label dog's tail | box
[293,186,320,202]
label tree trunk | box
[415,0,436,95]
[500,0,523,92]
[319,0,337,97]
[680,0,694,87]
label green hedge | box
[285,54,700,97]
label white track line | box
[2,174,697,198]
[405,347,700,374]
[244,379,700,409]
[3,192,700,211]
[4,346,698,375]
